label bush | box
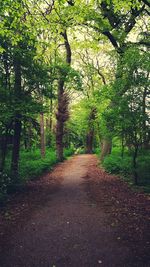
[94,147,101,156]
[103,154,132,175]
[64,147,75,158]
[102,147,150,192]
[19,149,58,181]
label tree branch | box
[102,31,119,50]
[142,0,150,8]
[61,30,72,65]
[96,58,106,85]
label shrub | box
[102,147,150,191]
[103,154,132,175]
[64,147,75,157]
[94,147,101,156]
[19,149,58,181]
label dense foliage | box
[0,0,149,201]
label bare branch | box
[95,58,106,85]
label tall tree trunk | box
[56,88,69,161]
[133,144,139,185]
[46,98,53,148]
[27,120,32,150]
[142,87,148,148]
[0,129,9,172]
[121,133,125,158]
[40,112,45,158]
[49,98,53,131]
[11,115,22,180]
[100,138,112,162]
[86,107,96,154]
[11,54,22,181]
[56,30,71,161]
[86,129,94,154]
[23,122,28,150]
[0,48,11,172]
[56,79,65,161]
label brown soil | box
[0,155,149,267]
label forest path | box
[0,155,149,267]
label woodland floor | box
[0,154,150,267]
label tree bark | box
[47,98,53,148]
[49,98,53,131]
[142,87,149,149]
[56,30,71,161]
[133,145,139,185]
[11,115,22,180]
[121,134,125,158]
[86,107,96,154]
[100,138,112,162]
[11,54,22,180]
[40,112,45,158]
[0,129,9,172]
[86,129,94,154]
[56,79,64,161]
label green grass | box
[0,147,75,202]
[64,147,75,158]
[101,147,150,193]
[19,149,58,182]
[94,147,101,157]
[102,147,132,175]
[19,147,75,182]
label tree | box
[83,0,150,160]
[0,0,52,179]
[56,31,72,161]
[111,46,150,184]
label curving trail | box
[0,155,149,267]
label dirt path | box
[0,155,149,267]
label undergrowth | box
[0,147,75,203]
[100,147,150,193]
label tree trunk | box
[56,79,65,161]
[56,119,64,161]
[0,129,9,172]
[49,98,53,131]
[0,48,11,172]
[11,116,22,180]
[46,99,53,148]
[86,129,94,154]
[23,123,28,150]
[11,54,22,181]
[86,107,96,154]
[100,138,112,162]
[56,30,71,161]
[142,87,148,149]
[27,121,32,150]
[121,133,125,158]
[133,145,138,185]
[40,112,45,158]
